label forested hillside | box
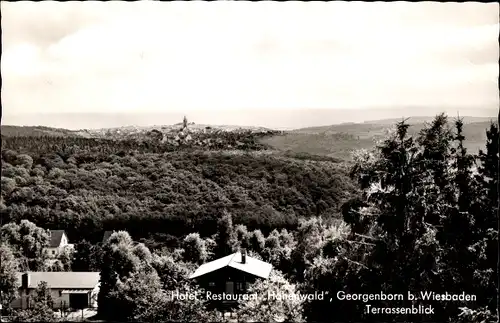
[1,114,498,323]
[1,125,356,250]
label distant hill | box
[1,124,276,139]
[0,125,82,138]
[360,116,497,125]
[261,117,498,161]
[295,116,497,132]
[1,123,283,155]
[3,116,496,161]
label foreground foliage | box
[300,115,498,322]
[98,231,220,322]
[236,270,305,322]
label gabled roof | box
[48,230,66,248]
[16,272,100,289]
[189,251,273,280]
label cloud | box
[1,1,105,50]
[1,1,498,116]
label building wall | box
[46,247,60,258]
[55,290,71,309]
[10,289,70,309]
[10,288,96,310]
[196,267,257,293]
[46,246,74,259]
[194,267,260,310]
[10,293,23,309]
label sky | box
[1,1,499,129]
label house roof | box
[48,230,66,248]
[16,272,100,289]
[189,251,273,280]
[102,231,114,243]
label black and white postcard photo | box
[1,1,498,322]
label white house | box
[45,230,74,258]
[11,272,100,310]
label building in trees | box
[45,230,74,258]
[189,249,272,310]
[10,272,100,310]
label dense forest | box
[0,145,355,247]
[1,114,498,322]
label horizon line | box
[2,115,497,132]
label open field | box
[261,118,497,160]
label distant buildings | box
[11,272,100,310]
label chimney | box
[22,272,30,290]
[241,248,247,264]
